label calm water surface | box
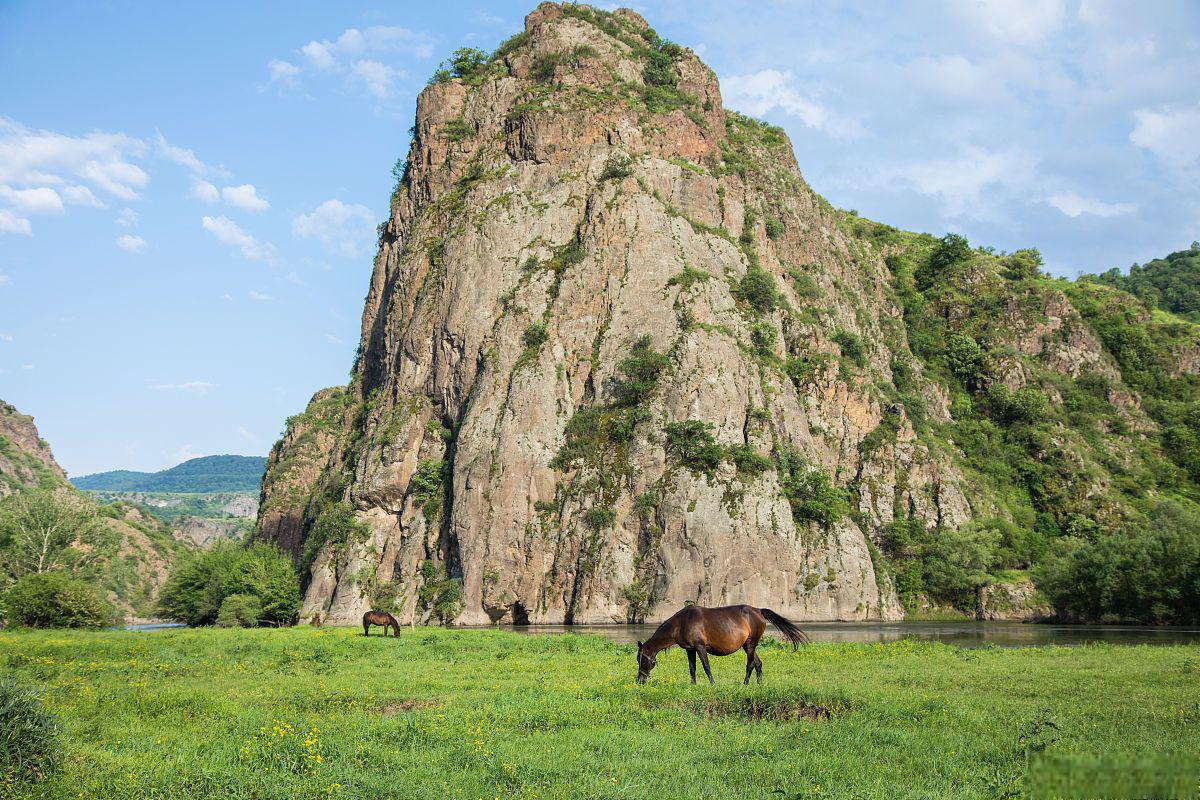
[503,620,1200,648]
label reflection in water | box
[503,621,1200,649]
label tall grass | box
[1,626,1196,798]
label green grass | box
[2,627,1198,798]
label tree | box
[0,488,112,587]
[4,572,110,628]
[158,541,299,627]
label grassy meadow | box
[2,626,1198,799]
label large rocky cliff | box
[257,3,1200,626]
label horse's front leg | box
[744,650,754,686]
[687,649,697,684]
[697,649,714,685]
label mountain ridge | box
[73,454,266,493]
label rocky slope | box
[0,398,193,619]
[0,400,67,496]
[257,3,1200,626]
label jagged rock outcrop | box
[257,3,1196,626]
[0,400,66,496]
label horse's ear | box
[636,640,643,650]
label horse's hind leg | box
[743,645,754,686]
[697,649,714,684]
[687,649,697,684]
[755,654,763,684]
[363,622,370,636]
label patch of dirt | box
[689,698,842,722]
[379,699,438,717]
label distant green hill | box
[73,455,266,493]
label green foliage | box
[724,444,772,477]
[662,421,723,475]
[304,502,370,570]
[1034,501,1200,624]
[215,593,262,628]
[917,233,971,290]
[0,487,111,587]
[1088,242,1200,321]
[831,330,866,368]
[1001,248,1043,281]
[429,47,489,85]
[667,264,710,291]
[739,268,778,314]
[0,679,60,785]
[583,507,616,530]
[529,45,598,83]
[4,572,110,628]
[750,322,777,357]
[410,461,447,521]
[614,335,669,406]
[764,216,783,240]
[884,520,1001,609]
[945,333,984,386]
[158,541,299,627]
[522,323,548,349]
[418,560,462,622]
[599,153,633,181]
[777,454,847,528]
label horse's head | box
[635,640,656,684]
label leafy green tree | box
[0,488,112,587]
[946,334,985,386]
[614,335,669,406]
[4,572,110,628]
[1034,502,1200,624]
[917,233,971,290]
[158,541,299,626]
[216,594,262,628]
[739,267,778,314]
[663,421,723,474]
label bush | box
[946,334,985,385]
[0,679,60,784]
[779,460,848,528]
[764,216,783,240]
[158,542,299,627]
[1034,501,1200,624]
[303,501,370,569]
[739,267,778,314]
[614,335,669,406]
[4,572,110,628]
[663,421,723,475]
[884,519,1001,610]
[917,233,971,290]
[600,153,633,181]
[832,330,867,368]
[583,507,616,530]
[215,593,262,628]
[419,560,462,622]
[523,322,548,349]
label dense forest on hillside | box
[72,455,266,493]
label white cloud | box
[190,178,220,203]
[0,333,12,342]
[351,60,400,98]
[0,274,10,285]
[961,0,1066,44]
[116,233,148,253]
[292,199,376,257]
[884,146,1039,219]
[263,59,301,91]
[0,185,63,214]
[152,381,215,393]
[153,131,223,177]
[0,209,31,235]
[1129,104,1200,166]
[325,333,343,344]
[201,215,277,262]
[221,183,269,212]
[0,118,148,204]
[1045,191,1136,218]
[248,290,273,301]
[720,69,861,138]
[169,444,205,464]
[62,184,103,207]
[268,25,430,97]
[116,207,139,227]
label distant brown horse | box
[362,610,400,637]
[636,604,808,685]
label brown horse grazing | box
[636,604,808,685]
[362,610,400,637]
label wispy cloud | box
[201,215,277,263]
[115,207,139,227]
[263,25,430,97]
[116,233,148,253]
[152,380,215,393]
[1045,191,1136,218]
[292,199,376,257]
[721,69,861,138]
[248,290,273,301]
[221,183,269,212]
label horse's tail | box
[759,608,809,649]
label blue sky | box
[1,1,1198,476]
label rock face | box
[0,400,67,496]
[258,3,1187,627]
